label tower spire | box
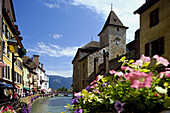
[111,3,113,11]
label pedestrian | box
[23,91,25,98]
[26,91,29,97]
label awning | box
[0,82,13,88]
[23,87,32,91]
[15,85,20,89]
[0,61,7,67]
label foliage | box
[57,87,68,92]
[67,55,170,113]
[19,94,40,113]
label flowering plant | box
[68,55,170,113]
[0,105,16,113]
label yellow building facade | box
[2,15,23,90]
[134,0,170,61]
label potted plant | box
[67,55,170,113]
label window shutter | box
[159,36,164,55]
[145,43,149,56]
[151,39,159,56]
[8,66,10,80]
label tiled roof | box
[72,41,101,63]
[134,0,159,14]
[98,11,128,36]
[126,40,135,52]
[81,41,100,49]
[23,56,38,69]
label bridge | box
[54,91,72,97]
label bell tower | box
[98,7,128,60]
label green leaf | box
[139,69,150,73]
[142,62,150,67]
[119,56,126,62]
[129,60,134,63]
[155,86,167,94]
[109,98,114,104]
[101,77,108,83]
[81,89,88,95]
[164,97,170,108]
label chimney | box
[33,55,39,66]
[41,64,43,70]
[135,29,140,59]
[103,52,109,73]
[94,57,98,75]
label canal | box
[31,95,72,113]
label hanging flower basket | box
[66,55,170,113]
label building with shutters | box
[0,0,25,98]
[134,0,170,61]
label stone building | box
[72,9,136,93]
[134,0,170,61]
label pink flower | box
[121,66,134,72]
[165,68,170,70]
[109,70,116,74]
[74,92,81,97]
[158,72,164,78]
[4,108,8,111]
[96,75,103,81]
[109,70,124,77]
[115,72,124,77]
[133,54,150,66]
[140,54,150,63]
[153,55,169,66]
[124,72,131,80]
[160,71,170,78]
[90,80,97,85]
[93,89,100,93]
[90,84,98,88]
[7,105,12,110]
[129,71,153,89]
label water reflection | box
[31,96,72,113]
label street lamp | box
[7,39,18,102]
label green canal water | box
[31,95,73,113]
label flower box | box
[68,55,170,113]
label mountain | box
[47,75,73,90]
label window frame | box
[150,8,159,27]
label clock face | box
[116,41,119,45]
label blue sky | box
[13,0,145,77]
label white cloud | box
[46,69,72,77]
[49,33,63,39]
[28,42,79,57]
[69,0,145,43]
[44,3,60,8]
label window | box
[7,45,9,56]
[82,80,85,87]
[145,36,164,57]
[2,41,5,53]
[5,25,7,38]
[14,71,16,82]
[2,20,5,33]
[150,8,159,27]
[7,66,10,80]
[83,63,85,68]
[4,66,7,78]
[117,28,119,31]
[116,41,119,45]
[17,73,20,83]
